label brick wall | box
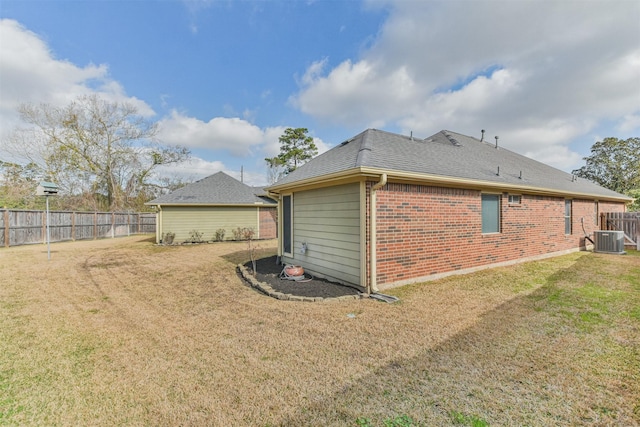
[369,182,626,287]
[259,207,277,239]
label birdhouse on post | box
[36,181,58,260]
[37,182,59,196]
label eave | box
[144,202,276,207]
[266,167,633,203]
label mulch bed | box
[243,255,361,298]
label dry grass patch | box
[1,237,639,426]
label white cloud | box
[293,59,418,127]
[262,126,289,157]
[619,114,640,133]
[158,111,311,159]
[0,19,155,142]
[156,157,226,182]
[312,137,330,156]
[155,156,266,186]
[157,156,270,187]
[300,58,328,86]
[157,112,330,165]
[158,111,265,156]
[292,0,640,170]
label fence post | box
[71,212,76,241]
[3,210,9,247]
[637,217,640,251]
[111,212,115,238]
[94,212,98,240]
[599,213,604,230]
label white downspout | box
[369,173,387,294]
[156,205,162,244]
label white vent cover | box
[594,230,625,254]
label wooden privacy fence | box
[0,209,156,247]
[602,212,640,250]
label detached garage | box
[147,172,277,243]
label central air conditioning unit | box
[594,230,625,254]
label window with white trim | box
[508,194,521,205]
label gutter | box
[266,167,632,204]
[369,173,387,294]
[265,191,280,202]
[358,168,633,203]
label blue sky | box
[1,0,639,185]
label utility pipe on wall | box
[369,173,387,293]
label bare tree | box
[265,157,287,185]
[7,95,190,211]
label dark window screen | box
[283,195,292,254]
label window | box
[282,195,292,254]
[594,201,599,226]
[481,194,500,233]
[508,194,521,205]
[564,199,572,235]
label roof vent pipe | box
[410,131,413,141]
[495,135,499,149]
[497,166,500,176]
[480,129,485,142]
[519,171,522,180]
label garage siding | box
[283,183,361,286]
[161,206,257,242]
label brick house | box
[147,171,277,244]
[266,129,631,293]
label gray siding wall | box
[161,206,257,242]
[283,183,361,286]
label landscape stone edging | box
[237,264,363,302]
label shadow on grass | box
[277,254,640,426]
[220,246,278,266]
[137,235,157,244]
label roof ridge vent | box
[355,131,373,166]
[443,131,462,146]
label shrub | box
[161,232,175,245]
[241,227,255,240]
[232,227,255,241]
[187,230,203,243]
[214,228,226,242]
[231,227,243,241]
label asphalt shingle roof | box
[148,171,276,205]
[270,129,629,201]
